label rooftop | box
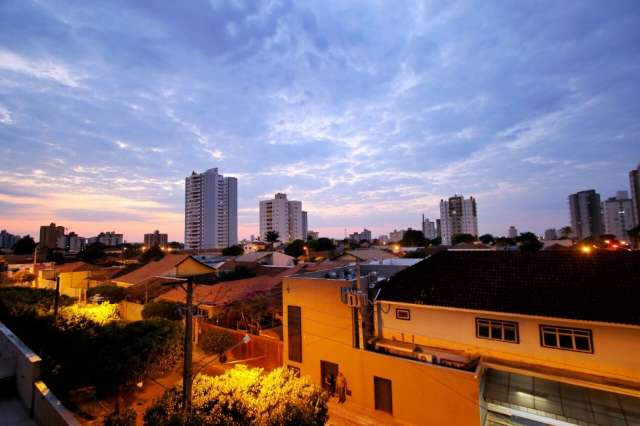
[380,251,640,326]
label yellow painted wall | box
[378,302,640,383]
[283,276,481,426]
[37,271,101,300]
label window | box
[395,308,411,321]
[476,318,519,343]
[374,377,393,414]
[540,325,593,353]
[288,306,302,362]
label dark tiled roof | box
[380,251,640,326]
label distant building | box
[603,191,634,242]
[57,232,86,253]
[422,215,436,240]
[349,229,372,243]
[88,232,123,247]
[307,230,319,240]
[185,168,238,250]
[301,211,308,240]
[568,190,602,240]
[436,219,442,239]
[508,226,518,239]
[144,230,168,249]
[544,228,558,240]
[39,223,65,249]
[0,230,20,249]
[377,235,389,245]
[389,229,404,243]
[630,164,640,227]
[259,193,305,242]
[439,195,478,245]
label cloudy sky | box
[1,0,639,242]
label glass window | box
[540,325,593,353]
[288,306,302,362]
[476,318,519,343]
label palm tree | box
[265,231,280,249]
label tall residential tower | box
[185,168,238,250]
[259,193,305,241]
[603,191,634,242]
[568,189,602,241]
[439,195,478,245]
[630,164,640,227]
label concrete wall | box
[283,276,481,426]
[118,301,144,321]
[378,302,640,382]
[0,323,79,425]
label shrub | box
[199,328,234,355]
[144,365,328,426]
[104,408,136,426]
[62,302,119,325]
[88,284,126,303]
[142,301,182,321]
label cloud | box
[0,105,13,124]
[0,49,84,87]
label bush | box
[88,284,126,303]
[222,245,244,256]
[142,301,182,321]
[199,328,234,355]
[144,365,328,426]
[104,408,136,426]
[62,302,119,325]
[0,287,74,318]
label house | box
[283,251,640,425]
[334,248,398,262]
[235,251,295,267]
[112,254,199,287]
[0,254,54,280]
[35,262,112,300]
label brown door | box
[320,361,339,392]
[374,376,393,414]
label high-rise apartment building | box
[568,190,602,241]
[301,211,308,240]
[144,230,168,249]
[630,164,640,227]
[508,226,518,239]
[544,229,558,240]
[603,191,634,241]
[185,168,238,250]
[39,223,65,249]
[88,232,123,246]
[0,230,20,249]
[439,195,478,245]
[349,229,372,243]
[389,229,405,243]
[259,193,304,241]
[422,215,437,240]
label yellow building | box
[36,262,108,300]
[283,251,640,425]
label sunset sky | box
[1,0,639,242]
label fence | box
[199,322,283,371]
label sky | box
[1,0,639,243]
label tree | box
[46,251,66,264]
[12,235,36,255]
[80,242,107,264]
[144,365,328,426]
[140,245,165,263]
[479,234,495,245]
[401,229,426,247]
[452,234,476,245]
[628,225,640,248]
[199,328,234,355]
[222,245,244,256]
[430,237,442,246]
[265,231,280,243]
[285,239,306,258]
[87,284,126,303]
[517,232,543,252]
[142,301,182,321]
[168,241,184,251]
[315,237,335,251]
[559,226,572,239]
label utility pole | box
[53,274,60,319]
[182,276,194,415]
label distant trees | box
[12,235,36,255]
[46,250,66,264]
[452,233,476,245]
[284,239,306,258]
[80,242,107,264]
[168,241,184,251]
[144,365,329,426]
[308,237,335,251]
[87,284,127,303]
[628,225,640,248]
[479,234,495,245]
[430,236,442,246]
[516,232,543,252]
[140,245,165,263]
[142,301,183,321]
[400,229,427,247]
[265,231,280,244]
[222,245,244,256]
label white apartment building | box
[440,195,478,245]
[144,230,168,249]
[184,168,238,250]
[421,215,436,240]
[389,229,404,243]
[88,231,123,246]
[259,193,304,241]
[603,191,635,241]
[508,225,518,239]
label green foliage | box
[265,231,280,243]
[140,245,165,263]
[0,287,74,317]
[12,235,36,254]
[479,234,495,245]
[62,302,119,325]
[222,245,244,256]
[452,233,476,245]
[199,328,234,355]
[218,266,256,282]
[168,241,184,250]
[46,251,66,264]
[400,229,426,247]
[430,236,442,246]
[517,232,543,252]
[308,237,335,251]
[284,239,306,258]
[142,301,183,321]
[81,243,108,264]
[104,408,136,426]
[144,365,328,426]
[88,284,127,303]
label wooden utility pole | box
[53,274,61,319]
[182,276,194,415]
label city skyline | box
[1,1,639,241]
